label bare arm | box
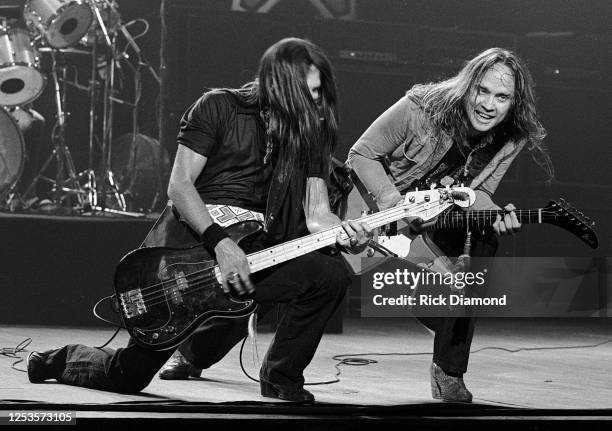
[167,144,254,295]
[167,145,214,233]
[304,177,372,252]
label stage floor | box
[1,317,611,413]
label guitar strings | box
[134,206,556,300]
[436,210,567,228]
[129,208,576,311]
[135,207,587,311]
[134,202,431,308]
[127,206,581,311]
[127,200,439,310]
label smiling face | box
[464,63,515,134]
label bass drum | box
[0,106,25,200]
[111,133,170,212]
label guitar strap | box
[206,204,264,227]
[349,165,398,235]
[349,169,380,213]
[140,202,264,249]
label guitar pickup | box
[120,289,147,318]
[164,271,188,305]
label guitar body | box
[114,221,263,351]
[344,185,598,275]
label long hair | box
[240,37,339,197]
[414,47,554,180]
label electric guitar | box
[114,186,475,350]
[343,183,599,274]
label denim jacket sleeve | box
[347,95,416,210]
[470,139,526,197]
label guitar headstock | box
[402,186,475,220]
[441,185,476,208]
[544,199,599,249]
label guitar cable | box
[92,295,127,349]
[238,331,612,387]
[1,337,32,372]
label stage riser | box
[0,214,344,332]
[1,215,154,326]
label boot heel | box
[260,380,279,397]
[430,376,442,399]
[260,379,314,402]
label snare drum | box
[24,0,94,49]
[0,27,46,106]
[0,106,25,199]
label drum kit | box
[0,0,162,216]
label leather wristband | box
[201,223,229,256]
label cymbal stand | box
[80,38,99,209]
[85,0,142,217]
[22,51,84,209]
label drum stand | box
[78,2,142,217]
[22,52,83,210]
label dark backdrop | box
[22,0,612,259]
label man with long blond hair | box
[348,47,553,402]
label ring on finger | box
[227,272,240,284]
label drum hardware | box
[1,2,161,216]
[75,0,145,217]
[116,20,164,211]
[21,50,84,209]
[4,105,45,132]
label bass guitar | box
[114,186,475,350]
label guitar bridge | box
[120,289,147,318]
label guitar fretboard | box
[245,200,451,273]
[435,209,555,229]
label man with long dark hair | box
[348,47,553,402]
[27,38,371,402]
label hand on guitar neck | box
[492,203,521,236]
[404,202,521,236]
[472,192,521,236]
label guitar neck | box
[435,209,550,229]
[246,200,446,273]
